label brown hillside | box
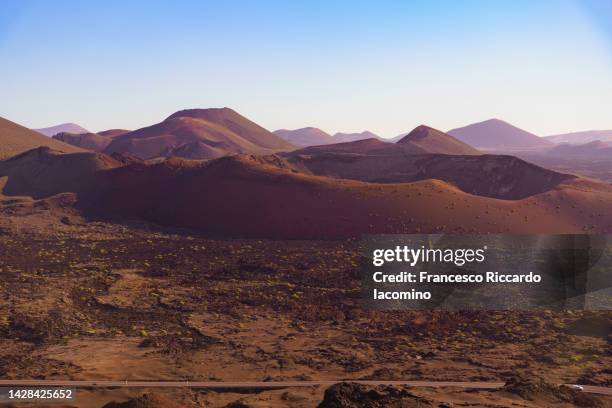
[53,132,113,152]
[2,149,609,239]
[0,147,121,199]
[398,125,481,155]
[0,116,84,159]
[104,108,295,160]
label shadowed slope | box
[2,149,610,239]
[91,155,611,238]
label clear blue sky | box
[1,0,611,137]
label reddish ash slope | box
[398,125,481,155]
[104,108,295,159]
[0,117,84,159]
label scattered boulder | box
[317,382,432,408]
[101,393,183,408]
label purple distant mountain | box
[544,130,612,144]
[333,131,382,143]
[274,127,335,147]
[35,123,89,137]
[447,118,552,151]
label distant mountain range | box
[35,122,89,137]
[274,128,383,147]
[274,127,334,146]
[7,109,612,169]
[544,130,612,144]
[333,131,382,143]
[548,140,612,157]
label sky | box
[0,0,611,138]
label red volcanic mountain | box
[397,125,481,155]
[448,119,552,151]
[53,129,130,152]
[283,142,570,200]
[92,155,612,238]
[0,116,84,160]
[274,127,335,147]
[103,108,295,159]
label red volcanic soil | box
[397,125,481,155]
[104,108,295,160]
[274,127,335,147]
[91,155,612,239]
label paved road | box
[0,380,609,395]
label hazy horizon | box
[1,0,611,137]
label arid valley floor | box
[0,200,610,407]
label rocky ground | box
[0,199,610,407]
